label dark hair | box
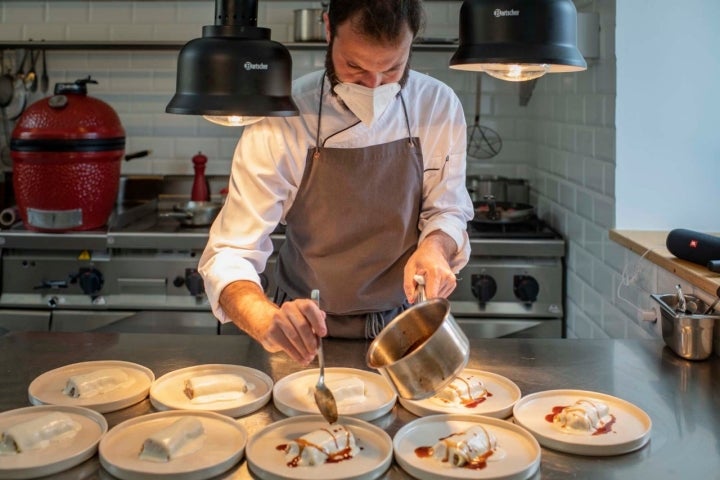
[327,0,425,42]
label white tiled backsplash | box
[2,0,691,343]
[0,1,529,177]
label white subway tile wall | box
[1,0,686,340]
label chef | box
[199,0,473,364]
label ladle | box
[311,289,338,424]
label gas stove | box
[449,215,566,338]
[0,192,565,338]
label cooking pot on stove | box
[473,195,535,224]
[466,175,508,203]
[10,76,125,232]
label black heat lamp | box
[450,0,587,81]
[166,0,299,126]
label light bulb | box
[482,64,549,82]
[203,115,264,127]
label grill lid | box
[10,76,126,147]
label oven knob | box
[185,268,205,297]
[471,274,497,303]
[78,268,104,296]
[514,275,539,303]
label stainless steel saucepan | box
[366,276,469,400]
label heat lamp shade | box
[166,33,299,117]
[449,0,587,74]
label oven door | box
[453,316,563,338]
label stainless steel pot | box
[466,175,507,203]
[366,281,469,400]
[294,9,326,42]
[160,201,222,227]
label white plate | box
[99,410,247,480]
[399,369,521,419]
[150,364,273,418]
[246,414,392,480]
[512,389,652,456]
[273,368,396,421]
[393,414,540,480]
[28,360,154,414]
[0,405,107,480]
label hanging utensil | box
[26,49,38,93]
[40,49,49,95]
[467,73,502,159]
[311,289,338,424]
[0,51,14,108]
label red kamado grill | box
[10,76,125,232]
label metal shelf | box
[0,40,457,52]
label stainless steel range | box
[449,217,566,338]
[0,176,564,338]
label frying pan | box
[472,195,534,224]
[159,201,222,227]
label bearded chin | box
[324,38,411,96]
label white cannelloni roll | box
[433,375,488,406]
[139,417,205,462]
[284,424,359,467]
[432,425,497,467]
[63,368,132,398]
[553,399,612,434]
[313,376,366,405]
[183,373,248,402]
[0,412,81,455]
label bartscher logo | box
[244,62,269,71]
[494,8,520,17]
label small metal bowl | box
[651,294,719,361]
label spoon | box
[311,289,338,424]
[675,284,687,313]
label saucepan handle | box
[413,274,426,303]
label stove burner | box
[467,215,561,240]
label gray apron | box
[274,74,424,338]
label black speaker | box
[666,228,720,272]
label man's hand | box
[219,281,327,365]
[403,230,458,301]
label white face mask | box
[333,82,401,127]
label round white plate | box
[99,410,247,480]
[399,369,521,419]
[273,368,396,421]
[512,389,652,456]
[0,405,107,480]
[28,360,154,414]
[246,414,392,480]
[150,364,273,418]
[393,414,540,480]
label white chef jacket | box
[199,69,474,324]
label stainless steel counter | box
[1,332,718,479]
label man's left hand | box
[403,230,458,301]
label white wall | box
[616,0,720,231]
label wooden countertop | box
[610,230,720,297]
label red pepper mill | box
[191,151,210,202]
